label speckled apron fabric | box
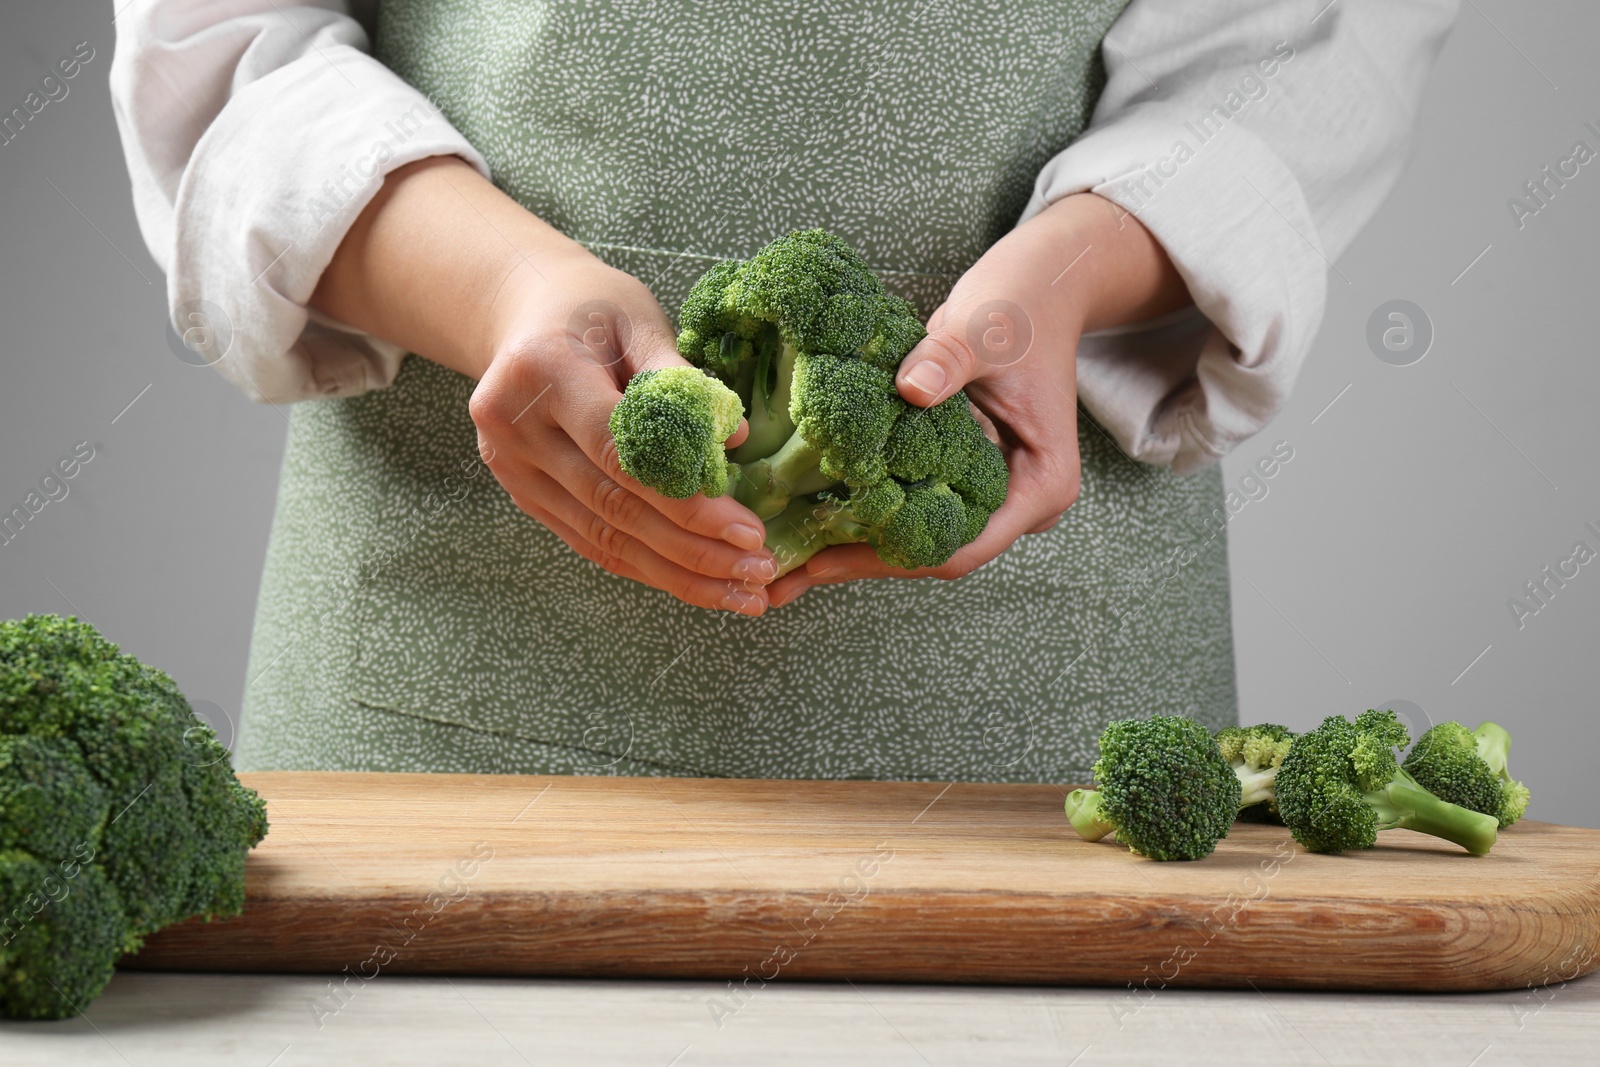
[234,0,1238,780]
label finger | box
[550,361,770,549]
[767,543,885,607]
[894,299,1033,408]
[528,499,766,616]
[561,285,681,383]
[505,470,771,615]
[520,464,774,608]
[894,328,980,408]
[522,439,777,583]
[479,330,768,551]
[512,495,651,587]
[1027,513,1064,534]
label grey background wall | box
[1,3,1594,825]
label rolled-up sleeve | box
[110,0,491,402]
[1024,0,1460,473]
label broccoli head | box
[1064,715,1241,861]
[1216,723,1295,821]
[1275,710,1498,855]
[1403,720,1529,829]
[610,367,744,499]
[611,229,1009,577]
[0,614,268,1019]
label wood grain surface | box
[124,772,1600,992]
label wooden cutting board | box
[125,771,1600,992]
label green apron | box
[235,0,1238,780]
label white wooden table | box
[2,970,1595,1066]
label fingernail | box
[903,361,946,398]
[723,523,766,552]
[810,566,848,581]
[733,555,777,582]
[720,587,764,614]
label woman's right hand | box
[309,156,775,614]
[470,252,777,614]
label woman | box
[111,1,1457,779]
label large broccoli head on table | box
[0,614,268,1020]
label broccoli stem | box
[1366,768,1499,855]
[731,433,836,520]
[721,327,837,519]
[728,328,798,464]
[762,494,869,575]
[1235,765,1280,809]
[1474,722,1513,779]
[1065,788,1116,842]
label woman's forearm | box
[308,155,586,380]
[307,153,781,613]
[1011,192,1192,334]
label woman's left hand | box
[767,192,1192,608]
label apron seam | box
[349,696,722,778]
[579,238,964,283]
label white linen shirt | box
[110,0,1459,473]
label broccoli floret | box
[0,614,268,1019]
[610,367,744,499]
[1063,715,1241,861]
[614,229,1009,575]
[1403,720,1529,829]
[762,479,970,573]
[0,852,124,1020]
[1216,723,1295,820]
[1275,710,1498,855]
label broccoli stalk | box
[1234,764,1279,809]
[728,326,799,465]
[1364,766,1502,854]
[762,494,866,568]
[611,230,1009,574]
[1276,710,1499,855]
[1062,715,1242,861]
[1215,723,1295,821]
[761,479,970,576]
[731,430,835,521]
[0,614,268,1019]
[1474,722,1513,777]
[1063,789,1116,842]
